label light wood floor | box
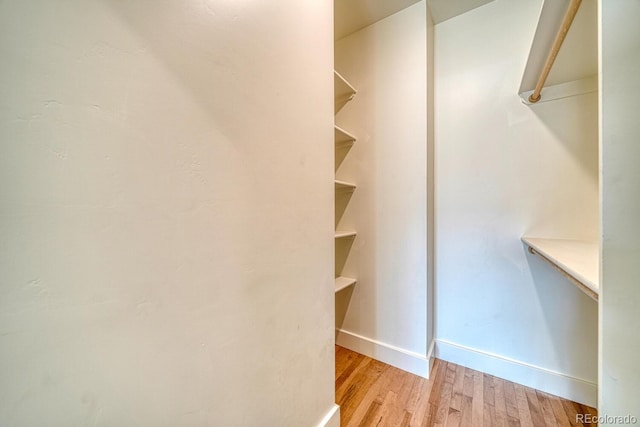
[335,346,598,427]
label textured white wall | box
[0,1,336,426]
[334,1,429,375]
[600,0,640,418]
[435,0,599,404]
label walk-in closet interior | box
[1,0,638,425]
[332,0,640,419]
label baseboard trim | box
[317,404,340,427]
[435,339,597,407]
[336,328,430,378]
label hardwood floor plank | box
[445,408,462,427]
[335,349,365,390]
[405,377,425,415]
[536,391,560,426]
[524,386,547,427]
[344,362,392,427]
[463,367,474,398]
[493,377,509,427]
[460,394,473,427]
[399,410,413,427]
[450,364,465,412]
[335,346,596,427]
[433,376,453,426]
[389,369,418,424]
[356,400,382,427]
[420,403,438,427]
[428,359,447,407]
[377,390,399,426]
[514,383,534,427]
[503,380,521,421]
[338,358,387,423]
[483,373,497,426]
[561,398,582,426]
[547,392,572,427]
[410,361,439,427]
[471,368,484,427]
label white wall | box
[426,3,436,368]
[334,1,430,377]
[599,0,640,419]
[0,1,337,426]
[435,0,599,405]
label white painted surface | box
[335,2,429,374]
[519,0,597,93]
[427,0,495,24]
[519,75,597,105]
[435,0,598,404]
[335,277,357,293]
[599,0,640,418]
[0,1,336,426]
[335,231,357,239]
[334,0,420,40]
[522,237,599,294]
[426,1,436,370]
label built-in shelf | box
[334,70,357,296]
[335,230,357,239]
[334,71,357,113]
[519,0,597,104]
[335,276,356,293]
[522,236,599,301]
[335,180,356,192]
[335,125,356,146]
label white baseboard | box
[435,339,597,407]
[317,404,340,427]
[336,328,431,378]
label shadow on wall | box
[521,241,597,382]
[527,92,599,186]
[104,0,326,149]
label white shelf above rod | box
[522,236,598,301]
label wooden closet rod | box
[529,0,582,103]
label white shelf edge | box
[334,125,356,145]
[334,70,357,99]
[334,179,356,191]
[519,75,597,105]
[334,70,357,114]
[522,236,599,301]
[335,276,356,293]
[335,230,357,239]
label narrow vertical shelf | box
[334,71,357,114]
[334,125,356,146]
[334,70,358,295]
